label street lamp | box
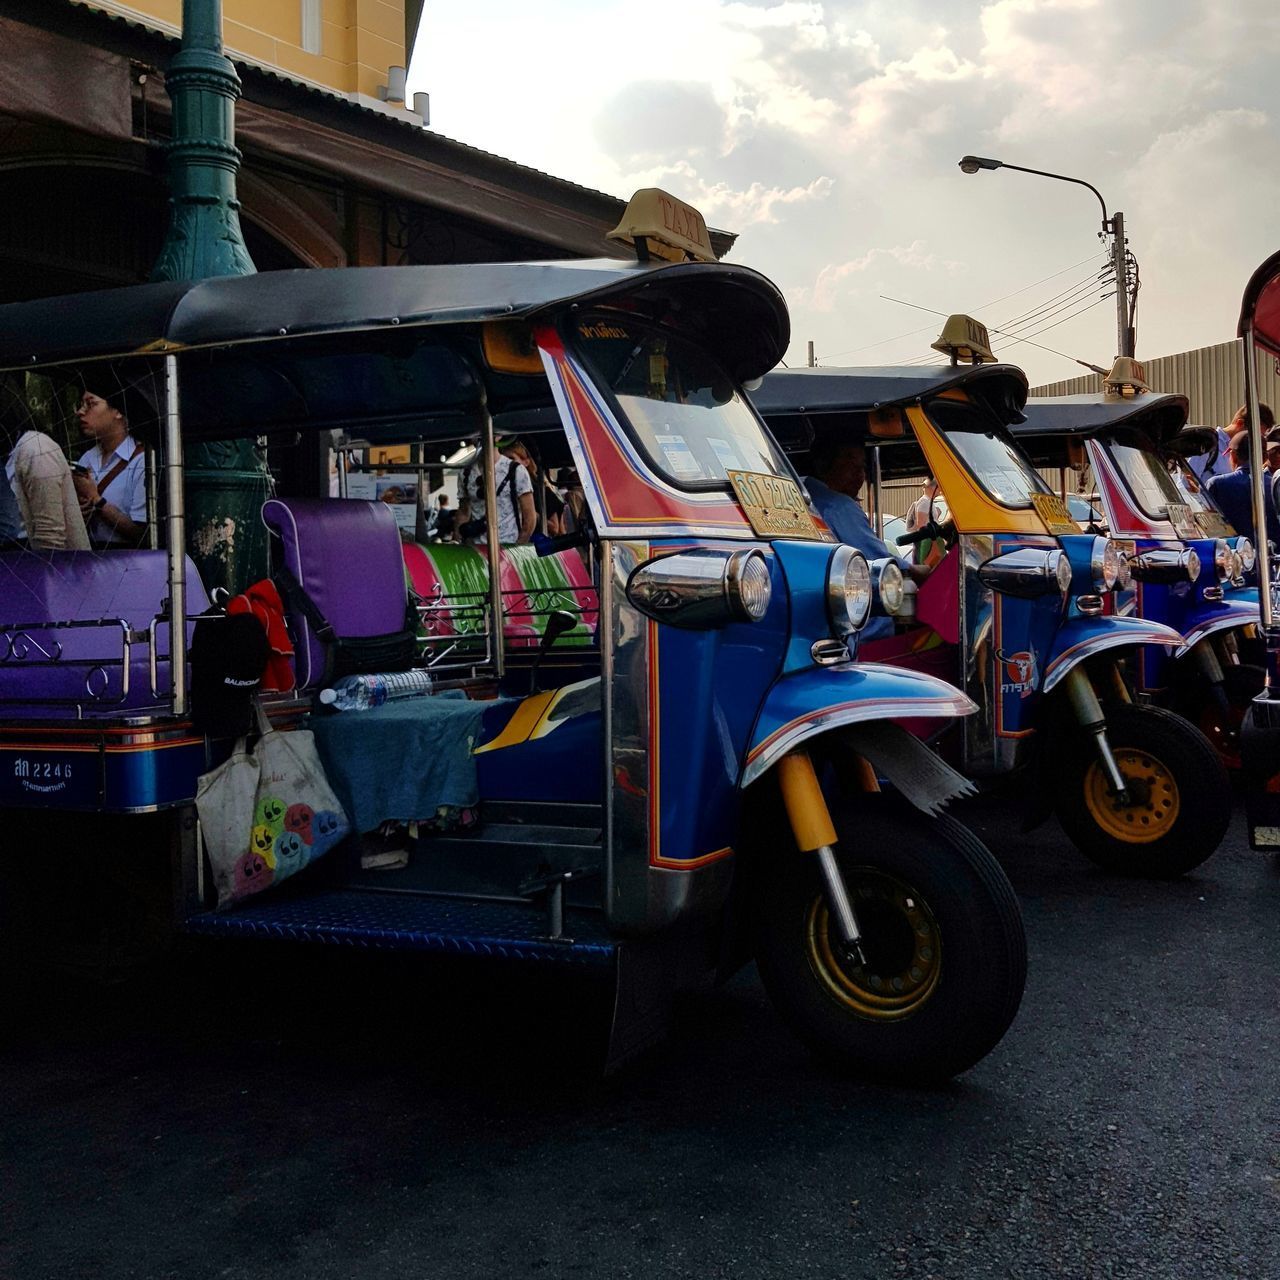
[958,155,1133,358]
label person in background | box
[804,438,928,641]
[905,475,948,532]
[456,435,535,544]
[73,385,148,548]
[1206,422,1280,549]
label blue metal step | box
[182,888,617,967]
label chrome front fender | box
[1042,615,1182,694]
[1174,600,1260,659]
[741,661,975,788]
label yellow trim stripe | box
[473,689,559,754]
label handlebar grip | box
[533,529,588,557]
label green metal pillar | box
[152,0,270,596]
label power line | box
[877,294,1107,374]
[818,252,1106,362]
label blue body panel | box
[647,539,789,864]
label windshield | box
[1102,428,1187,519]
[570,313,789,489]
[925,396,1051,508]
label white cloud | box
[411,0,1280,382]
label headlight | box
[827,545,872,634]
[1115,550,1132,590]
[869,557,905,615]
[1090,536,1123,591]
[728,549,773,621]
[1214,539,1235,583]
[1056,552,1074,594]
[1185,547,1201,583]
[1236,536,1256,572]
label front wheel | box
[753,799,1026,1085]
[1054,703,1230,877]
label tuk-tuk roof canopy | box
[1014,392,1190,444]
[750,363,1029,421]
[0,258,789,385]
[1238,248,1280,356]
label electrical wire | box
[817,252,1106,361]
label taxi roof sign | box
[930,314,996,365]
[607,189,717,264]
[1103,356,1149,399]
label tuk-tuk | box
[750,317,1231,879]
[0,193,1026,1082]
[1011,364,1261,767]
[1232,248,1280,848]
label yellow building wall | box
[84,0,406,99]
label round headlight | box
[1213,539,1234,583]
[828,546,872,634]
[1236,536,1256,572]
[726,549,772,622]
[1054,550,1073,594]
[1115,548,1132,590]
[874,558,905,615]
[1184,547,1201,582]
[1090,536,1122,591]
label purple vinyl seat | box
[262,497,410,690]
[0,549,211,717]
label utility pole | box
[807,340,815,367]
[1111,211,1133,357]
[151,0,268,596]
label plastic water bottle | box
[318,670,433,712]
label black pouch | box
[329,629,418,680]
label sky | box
[409,0,1280,386]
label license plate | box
[728,470,826,541]
[1194,509,1235,538]
[1165,502,1200,540]
[1030,493,1080,535]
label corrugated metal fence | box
[1030,339,1280,426]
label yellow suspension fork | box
[1062,666,1130,802]
[777,750,864,961]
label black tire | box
[1054,703,1230,877]
[753,797,1027,1085]
[1180,662,1265,771]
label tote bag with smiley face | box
[196,700,350,908]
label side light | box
[978,547,1072,599]
[1235,536,1256,572]
[827,545,872,634]
[869,557,906,615]
[627,548,772,628]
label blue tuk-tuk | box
[750,319,1231,878]
[1011,367,1260,767]
[0,192,1026,1081]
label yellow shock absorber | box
[777,751,838,852]
[777,749,863,954]
[1109,662,1132,705]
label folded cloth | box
[228,579,296,692]
[310,692,489,834]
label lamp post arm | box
[996,162,1110,228]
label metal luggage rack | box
[0,616,149,709]
[412,582,596,672]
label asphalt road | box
[3,801,1278,1280]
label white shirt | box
[78,435,146,544]
[907,490,949,532]
[460,455,533,544]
